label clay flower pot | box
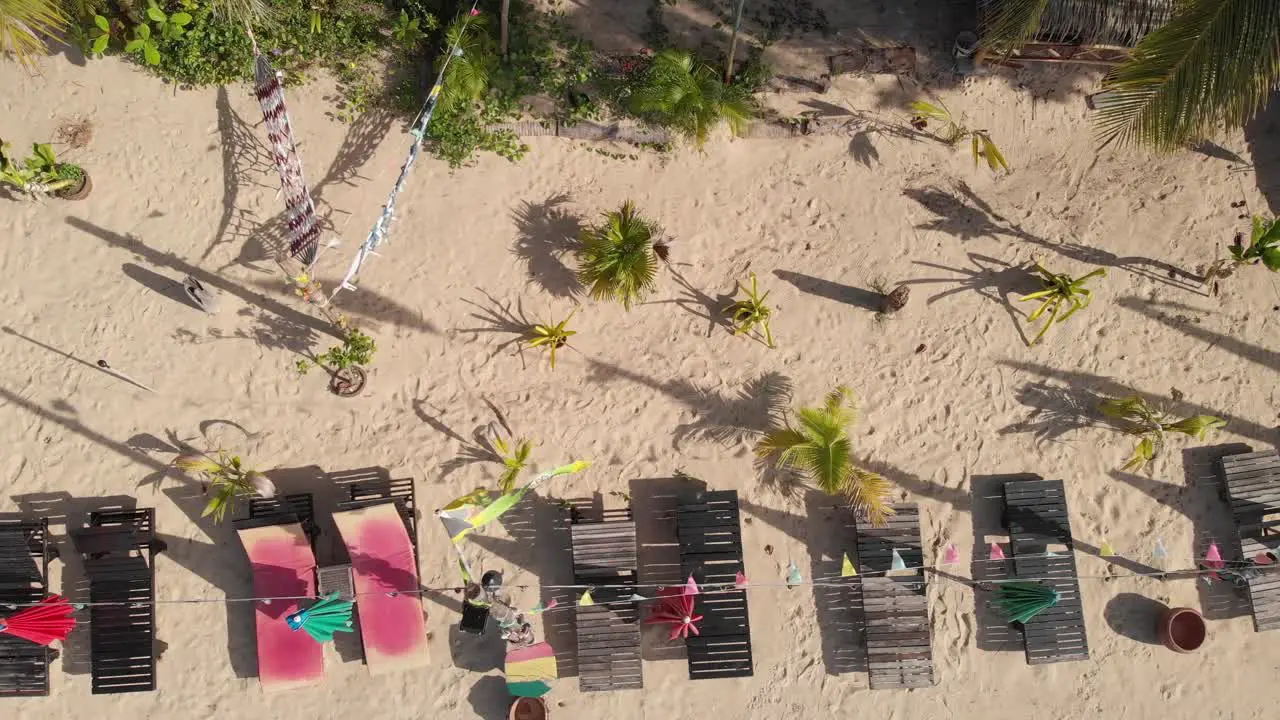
[55,170,92,200]
[1157,606,1206,653]
[329,366,367,397]
[509,697,548,720]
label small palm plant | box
[493,435,533,491]
[725,272,775,348]
[577,201,663,308]
[437,12,495,111]
[629,48,755,147]
[1098,395,1226,471]
[909,100,1009,172]
[173,450,277,524]
[1019,262,1106,345]
[1231,215,1280,271]
[755,386,894,525]
[527,307,577,369]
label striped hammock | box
[253,55,322,267]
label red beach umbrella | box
[645,576,702,640]
[0,595,77,646]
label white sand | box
[2,48,1279,720]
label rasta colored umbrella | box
[645,575,702,640]
[286,592,355,643]
[993,581,1060,625]
[0,594,77,646]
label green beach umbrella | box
[993,582,1060,625]
[286,592,355,643]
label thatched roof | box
[979,0,1175,48]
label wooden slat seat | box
[1219,449,1280,632]
[73,509,161,694]
[854,504,935,689]
[1002,480,1089,665]
[571,514,642,692]
[0,519,52,698]
[677,490,752,680]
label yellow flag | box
[841,553,857,577]
[1100,540,1116,557]
[578,590,594,606]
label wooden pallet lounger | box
[1219,449,1280,632]
[676,490,752,680]
[0,519,55,698]
[571,508,642,692]
[72,509,163,694]
[854,504,935,688]
[1002,479,1088,665]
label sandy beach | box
[3,22,1280,720]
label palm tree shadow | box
[998,381,1112,443]
[586,360,793,451]
[512,194,584,299]
[772,270,883,312]
[642,267,735,338]
[900,253,1040,344]
[412,396,514,481]
[1117,296,1280,372]
[457,289,537,361]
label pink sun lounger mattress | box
[236,523,323,691]
[332,502,429,672]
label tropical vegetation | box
[1231,214,1280,271]
[0,140,84,197]
[628,48,755,146]
[909,100,1009,172]
[756,386,894,525]
[725,272,776,348]
[526,307,577,369]
[982,0,1280,151]
[1098,395,1226,471]
[296,327,376,374]
[577,201,664,309]
[173,449,276,523]
[1019,262,1105,345]
[494,434,533,491]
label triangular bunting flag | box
[890,549,907,571]
[685,575,700,596]
[1044,550,1059,557]
[1205,543,1223,565]
[942,543,959,566]
[628,593,647,601]
[734,571,748,589]
[1153,538,1168,560]
[1100,540,1116,557]
[841,553,857,577]
[578,591,594,606]
[989,542,1005,561]
[786,562,802,588]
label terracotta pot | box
[509,697,548,720]
[329,366,367,397]
[56,171,92,200]
[1157,606,1206,653]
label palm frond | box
[0,0,67,68]
[1094,0,1280,150]
[576,200,660,308]
[629,48,757,146]
[793,434,853,495]
[981,0,1052,49]
[846,467,896,526]
[438,12,495,111]
[754,427,807,459]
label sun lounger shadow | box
[801,491,868,679]
[970,474,1032,654]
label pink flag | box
[1204,543,1224,567]
[685,575,700,596]
[989,542,1006,561]
[734,571,748,589]
[942,543,959,566]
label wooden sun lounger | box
[676,490,752,680]
[333,479,428,672]
[571,507,642,692]
[1002,479,1088,665]
[853,504,935,689]
[235,495,323,691]
[1218,449,1280,632]
[0,519,55,698]
[72,508,163,694]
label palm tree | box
[983,0,1280,151]
[438,11,496,111]
[755,386,894,525]
[576,200,662,308]
[0,0,66,68]
[629,49,755,146]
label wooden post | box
[501,0,511,59]
[724,0,747,83]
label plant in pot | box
[172,450,276,524]
[296,328,376,396]
[0,140,91,199]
